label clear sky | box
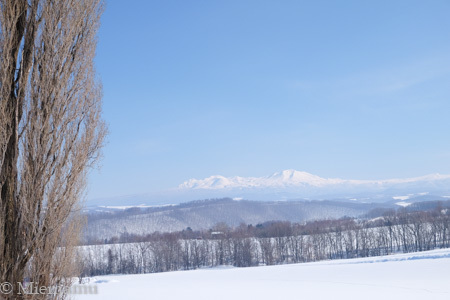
[88,0,450,199]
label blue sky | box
[88,0,450,199]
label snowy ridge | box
[179,169,450,190]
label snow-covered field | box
[75,248,450,300]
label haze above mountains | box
[89,170,450,207]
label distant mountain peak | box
[267,170,331,185]
[270,169,310,179]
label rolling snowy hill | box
[85,198,384,240]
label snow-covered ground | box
[75,248,450,300]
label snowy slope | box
[75,248,450,300]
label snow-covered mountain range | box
[88,170,450,208]
[172,169,450,203]
[179,169,450,190]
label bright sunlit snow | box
[395,201,412,207]
[75,249,450,300]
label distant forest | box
[80,202,450,277]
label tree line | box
[80,206,450,277]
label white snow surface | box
[178,169,450,190]
[75,248,450,300]
[395,201,412,207]
[393,195,411,201]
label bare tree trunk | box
[0,1,106,298]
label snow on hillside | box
[75,248,450,300]
[85,199,376,239]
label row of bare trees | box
[81,207,450,276]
